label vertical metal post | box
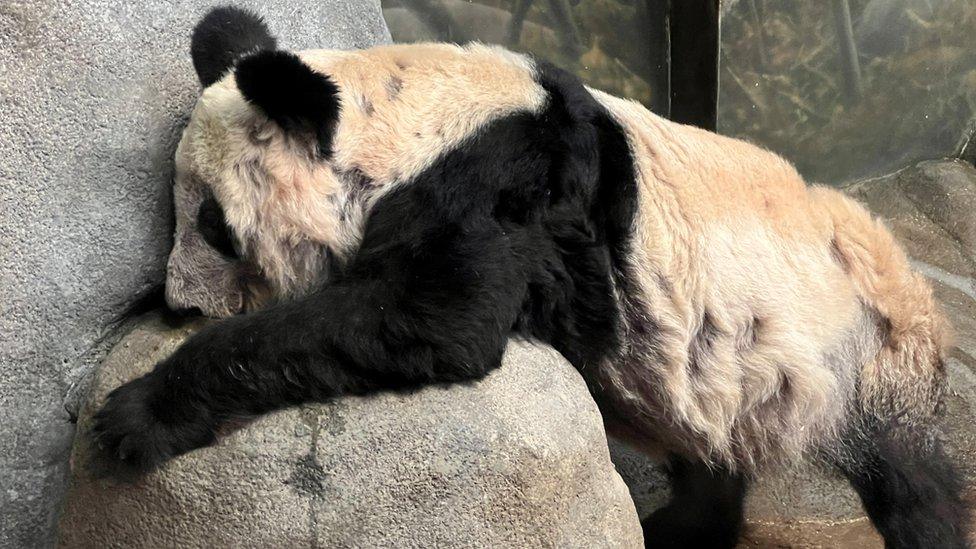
[642,0,672,117]
[668,0,721,131]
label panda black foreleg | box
[835,419,971,549]
[90,221,529,478]
[641,454,748,549]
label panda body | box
[97,8,968,548]
[175,41,946,471]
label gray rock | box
[58,314,642,549]
[0,2,389,547]
[611,158,976,547]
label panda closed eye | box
[196,197,239,260]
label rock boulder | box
[58,314,642,548]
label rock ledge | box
[58,313,641,549]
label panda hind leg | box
[834,419,971,549]
[641,455,748,549]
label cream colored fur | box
[811,186,950,421]
[592,90,948,469]
[167,43,950,473]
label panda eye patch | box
[197,197,239,260]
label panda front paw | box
[90,371,215,481]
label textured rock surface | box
[611,157,976,547]
[58,314,642,549]
[0,2,389,546]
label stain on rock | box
[323,406,347,436]
[287,453,330,498]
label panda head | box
[167,6,605,318]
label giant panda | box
[92,6,971,548]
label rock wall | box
[0,3,389,546]
[58,316,642,548]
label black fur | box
[835,420,971,549]
[235,51,341,157]
[197,197,238,260]
[641,455,748,549]
[191,6,277,87]
[91,63,640,477]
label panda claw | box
[87,371,212,481]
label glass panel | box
[380,1,975,185]
[719,0,976,184]
[380,0,670,114]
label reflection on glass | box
[381,0,976,185]
[380,0,667,112]
[720,0,976,184]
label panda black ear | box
[191,6,277,87]
[235,50,341,158]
